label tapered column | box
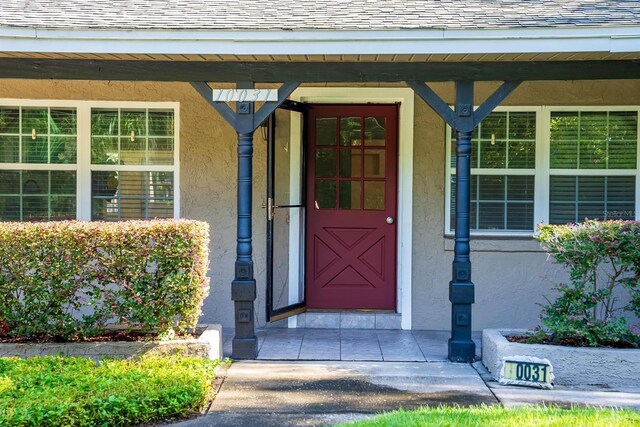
[231,128,258,359]
[448,81,476,362]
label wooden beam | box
[190,82,237,129]
[252,81,300,130]
[0,59,638,82]
[407,81,457,128]
[473,81,522,127]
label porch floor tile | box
[223,329,482,362]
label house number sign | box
[211,89,278,102]
[499,356,554,389]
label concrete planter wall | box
[0,324,223,362]
[483,329,640,388]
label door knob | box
[386,216,394,224]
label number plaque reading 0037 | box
[499,356,554,390]
[211,89,279,102]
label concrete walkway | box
[167,360,640,427]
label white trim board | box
[0,26,639,55]
[288,87,414,330]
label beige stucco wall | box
[1,78,639,331]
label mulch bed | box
[0,330,200,344]
[506,334,638,349]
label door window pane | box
[364,181,385,210]
[340,149,361,178]
[315,149,337,178]
[314,180,336,209]
[340,117,362,146]
[365,117,386,146]
[316,118,337,146]
[339,181,361,210]
[364,149,385,178]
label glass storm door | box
[265,101,307,322]
[306,104,398,310]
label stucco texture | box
[1,79,639,331]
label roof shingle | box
[1,0,639,31]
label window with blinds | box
[549,111,637,224]
[90,108,175,221]
[0,106,77,221]
[450,111,536,231]
[0,102,178,223]
[447,107,640,234]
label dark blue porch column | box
[449,81,476,362]
[231,85,258,359]
[407,79,520,363]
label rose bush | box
[536,220,640,347]
[0,220,210,340]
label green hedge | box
[536,220,640,346]
[0,355,220,426]
[0,220,210,339]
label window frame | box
[0,99,180,221]
[445,105,640,237]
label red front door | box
[306,104,398,310]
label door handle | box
[261,197,280,221]
[386,216,394,224]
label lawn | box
[0,355,222,426]
[338,405,640,427]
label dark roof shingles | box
[1,0,639,30]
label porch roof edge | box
[0,26,639,57]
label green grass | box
[337,405,640,427]
[0,355,222,426]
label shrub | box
[536,220,640,346]
[0,220,210,339]
[0,355,221,426]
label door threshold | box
[293,312,402,330]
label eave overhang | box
[0,25,639,57]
